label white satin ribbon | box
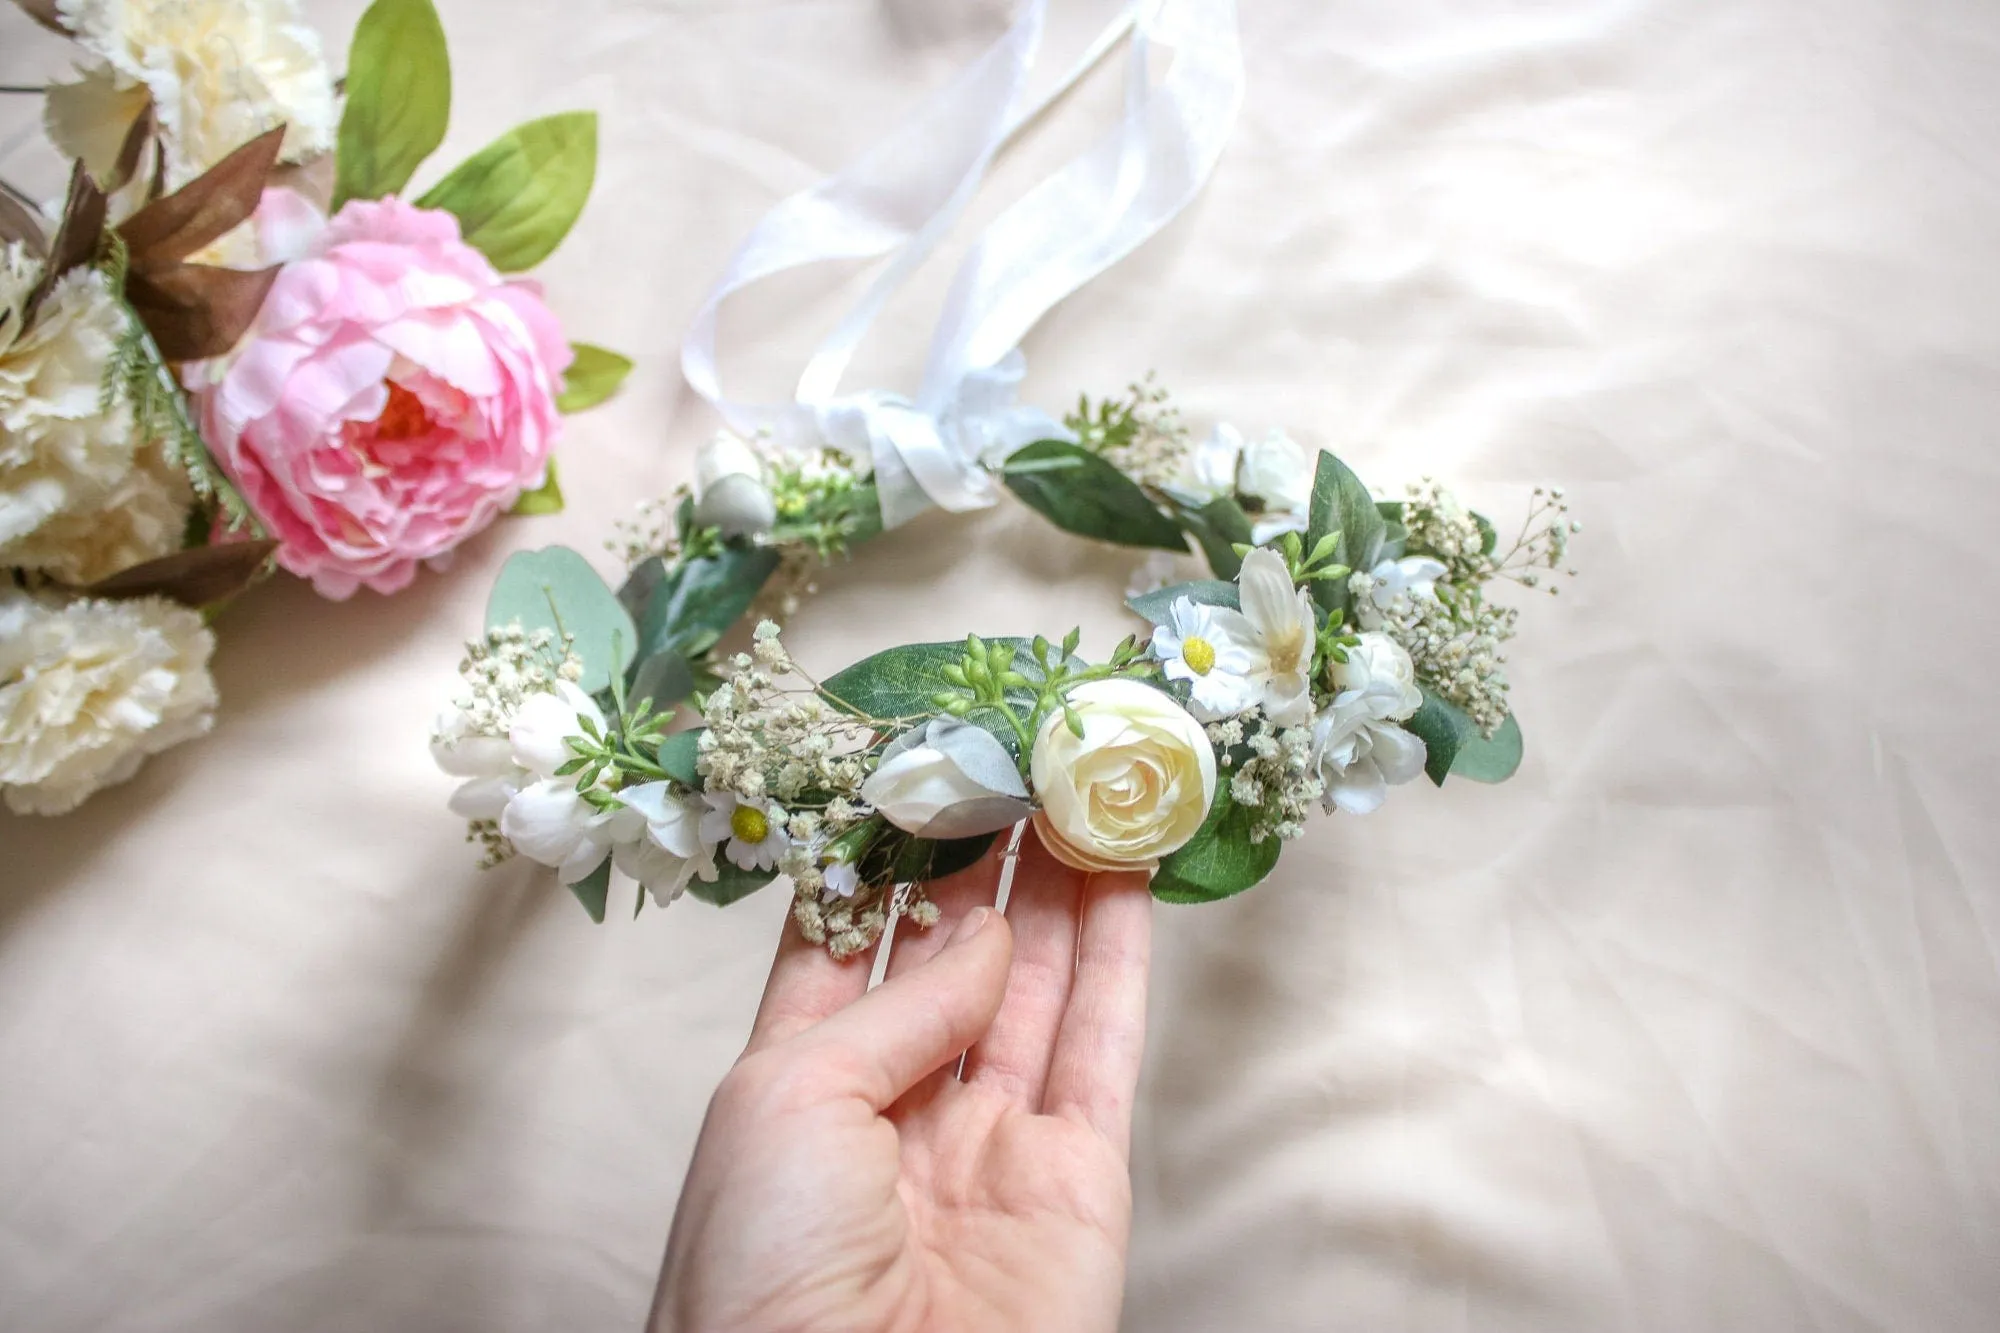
[681,0,1243,528]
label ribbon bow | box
[683,0,1243,528]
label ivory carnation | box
[2,443,190,585]
[49,0,337,187]
[0,246,146,567]
[191,197,573,598]
[1029,679,1217,873]
[0,590,217,815]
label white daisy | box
[1235,547,1319,726]
[1152,597,1260,721]
[700,790,792,872]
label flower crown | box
[434,381,1578,956]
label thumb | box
[789,906,1014,1110]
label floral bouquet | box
[2,0,626,815]
[434,380,1577,953]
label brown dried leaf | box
[89,539,278,607]
[126,261,279,362]
[119,126,284,268]
[0,189,47,259]
[24,164,107,321]
[105,99,157,194]
[11,0,67,33]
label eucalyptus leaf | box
[567,860,611,923]
[688,862,778,907]
[418,111,597,272]
[332,0,451,209]
[510,461,564,515]
[1002,440,1188,553]
[1150,782,1282,904]
[1450,711,1523,783]
[617,555,667,619]
[485,546,636,695]
[635,544,782,664]
[1126,579,1241,627]
[1177,495,1254,579]
[557,343,632,413]
[657,728,703,786]
[1305,451,1386,617]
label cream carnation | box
[1029,679,1217,873]
[0,590,218,815]
[2,443,191,585]
[49,0,337,187]
[0,246,146,564]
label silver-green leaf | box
[485,545,636,695]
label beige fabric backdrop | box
[4,0,1998,1328]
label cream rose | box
[1029,679,1217,873]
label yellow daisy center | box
[1182,635,1217,676]
[730,805,770,844]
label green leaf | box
[332,0,451,209]
[1403,689,1469,786]
[510,461,564,515]
[557,343,632,413]
[687,862,777,907]
[822,640,1034,754]
[657,728,703,786]
[1451,711,1523,783]
[892,831,1000,884]
[634,544,782,664]
[1305,451,1387,617]
[616,555,667,619]
[485,546,636,695]
[1001,440,1188,553]
[1176,495,1254,580]
[418,111,597,272]
[1472,511,1500,558]
[630,651,696,712]
[1150,782,1283,904]
[1126,579,1240,627]
[567,860,611,923]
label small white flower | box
[1311,631,1427,815]
[1174,423,1243,503]
[431,701,525,821]
[613,781,717,905]
[1355,555,1448,629]
[501,779,618,884]
[692,432,777,538]
[1235,547,1319,727]
[0,590,216,815]
[1151,597,1260,721]
[859,718,1032,839]
[1237,427,1311,530]
[822,861,860,900]
[700,790,792,872]
[508,682,605,778]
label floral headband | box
[433,382,1578,954]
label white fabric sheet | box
[3,1,1998,1329]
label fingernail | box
[948,906,992,947]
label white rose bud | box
[1235,428,1312,515]
[861,718,1033,840]
[1029,679,1217,873]
[1330,631,1422,720]
[693,432,778,537]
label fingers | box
[788,907,1015,1110]
[882,834,1009,981]
[1041,868,1153,1158]
[743,904,873,1055]
[960,824,1088,1108]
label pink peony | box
[193,193,572,597]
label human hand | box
[650,826,1154,1333]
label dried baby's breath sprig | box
[1221,709,1322,843]
[1067,373,1189,491]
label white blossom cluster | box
[1211,711,1324,843]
